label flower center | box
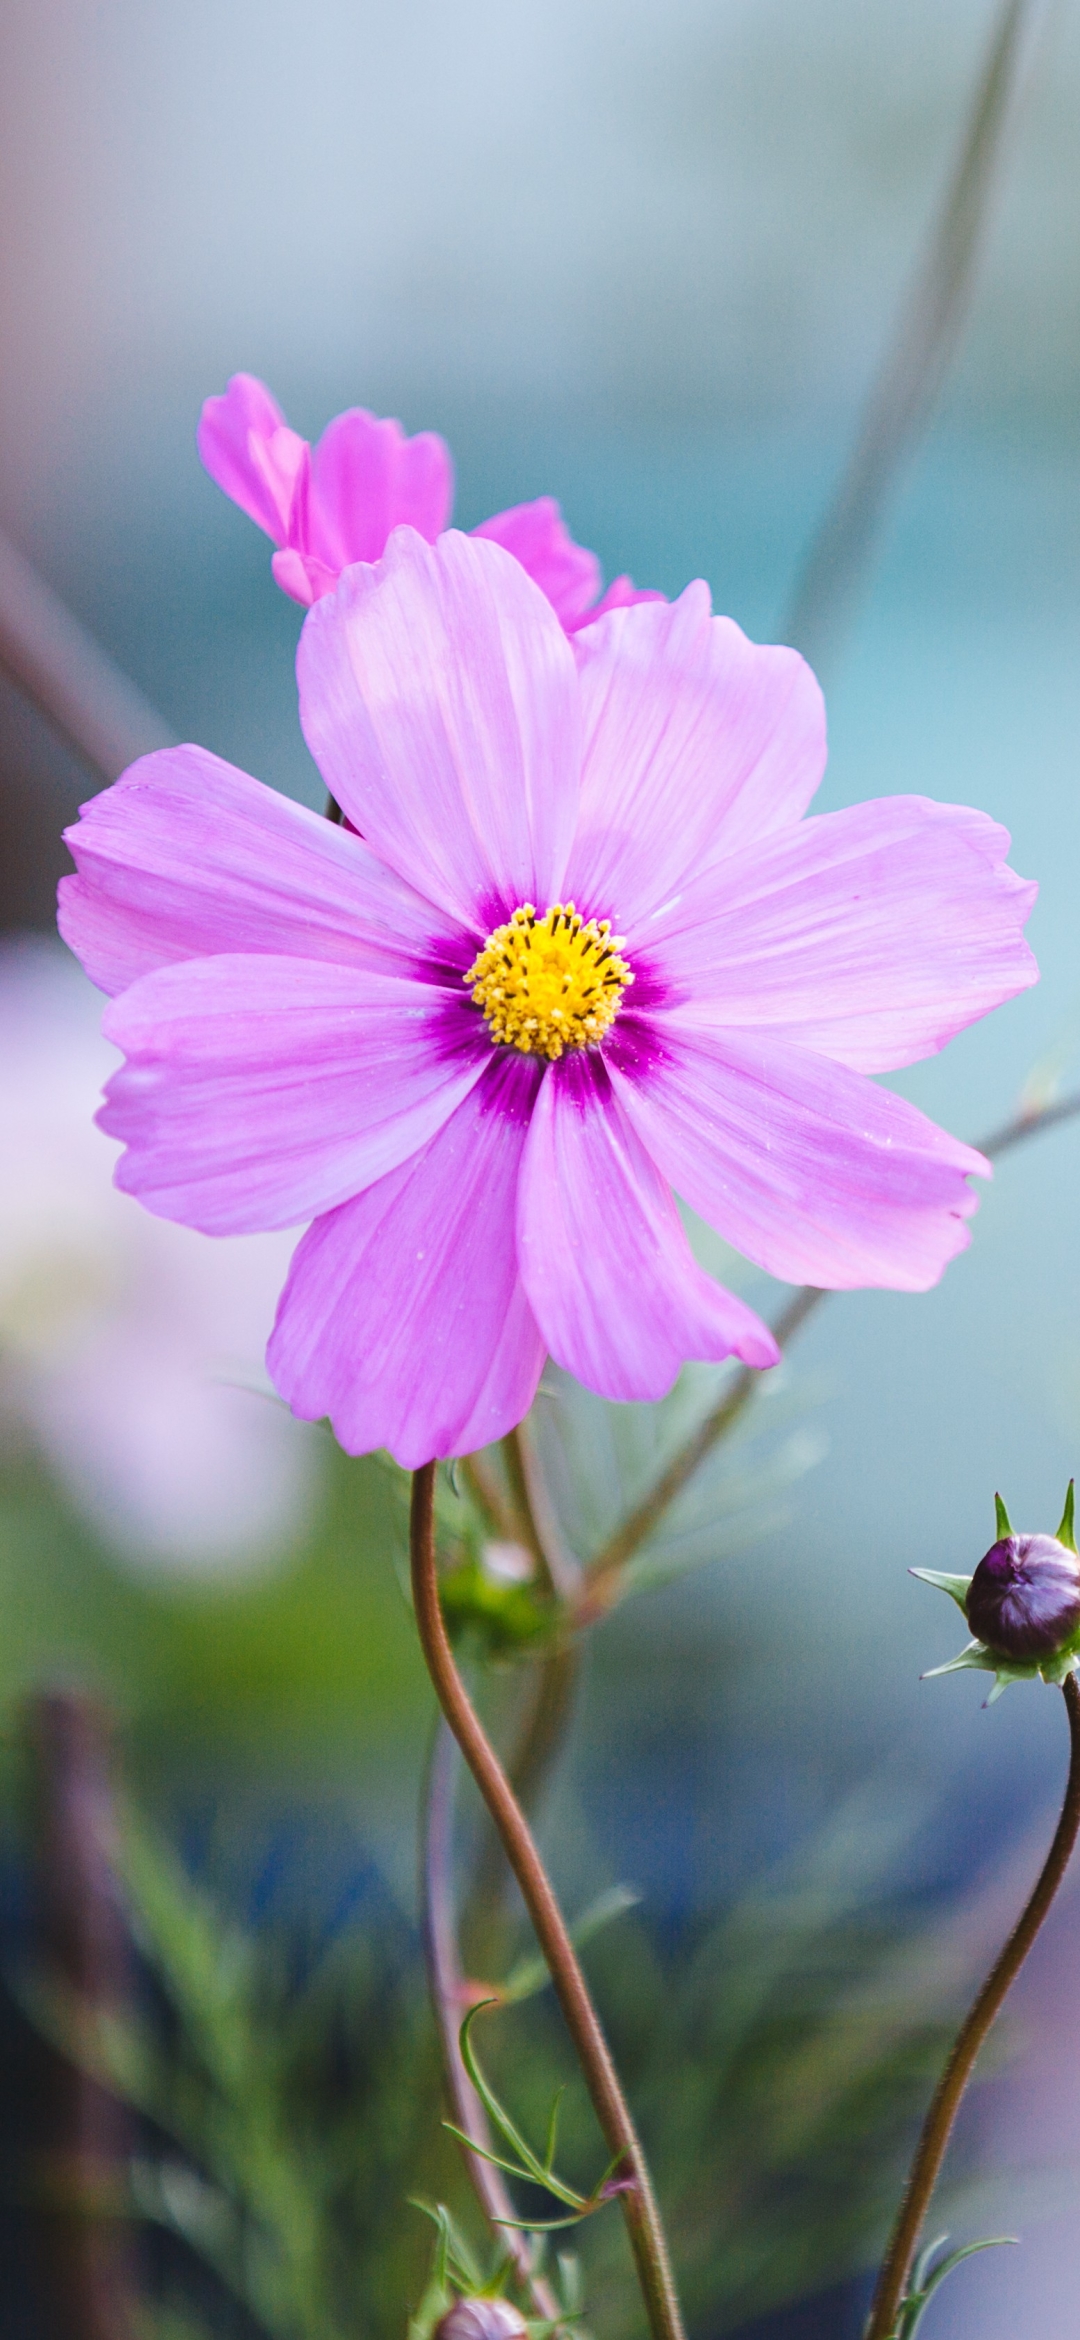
[466,902,633,1061]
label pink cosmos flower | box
[198,372,660,631]
[59,529,1037,1471]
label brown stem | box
[421,1716,561,2320]
[865,1669,1080,2340]
[410,1464,685,2340]
[465,1645,581,1972]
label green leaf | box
[543,2086,567,2178]
[456,2003,588,2211]
[908,2233,950,2295]
[441,2123,560,2190]
[1057,1479,1077,1553]
[995,1492,1014,1540]
[492,2210,601,2235]
[409,2198,485,2296]
[894,2233,1017,2337]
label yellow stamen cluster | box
[466,902,633,1060]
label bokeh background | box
[2,2,1080,2333]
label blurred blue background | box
[2,3,1080,2333]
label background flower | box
[0,935,318,1576]
[199,371,662,627]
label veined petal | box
[610,1019,987,1292]
[59,745,469,997]
[297,528,580,929]
[472,497,602,629]
[100,956,483,1234]
[516,1053,777,1401]
[267,1054,546,1466]
[633,796,1037,1070]
[308,408,453,573]
[197,374,306,543]
[562,587,825,930]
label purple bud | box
[965,1534,1080,1660]
[434,2302,529,2340]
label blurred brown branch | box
[28,1690,138,2340]
[783,0,1050,676]
[0,530,173,784]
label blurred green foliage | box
[1,1357,967,2340]
[24,1766,958,2340]
[0,1434,429,1760]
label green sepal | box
[1041,1645,1080,1688]
[994,1492,1013,1540]
[921,1636,1078,1704]
[910,1568,972,1612]
[1056,1478,1077,1553]
[921,1640,999,1683]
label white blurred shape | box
[0,935,320,1577]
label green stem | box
[865,1670,1080,2340]
[410,1464,685,2340]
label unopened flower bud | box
[965,1533,1080,1660]
[915,1485,1080,1700]
[434,2300,529,2340]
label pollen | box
[466,902,633,1061]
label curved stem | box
[411,1464,685,2340]
[865,1670,1080,2340]
[421,1716,560,2321]
[465,1644,580,1972]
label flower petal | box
[564,574,666,636]
[99,955,483,1234]
[197,373,306,542]
[472,497,601,628]
[562,587,826,930]
[267,1054,547,1465]
[59,745,468,997]
[307,408,453,573]
[609,1018,987,1291]
[271,545,322,606]
[297,527,581,929]
[633,796,1038,1070]
[516,1053,777,1401]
